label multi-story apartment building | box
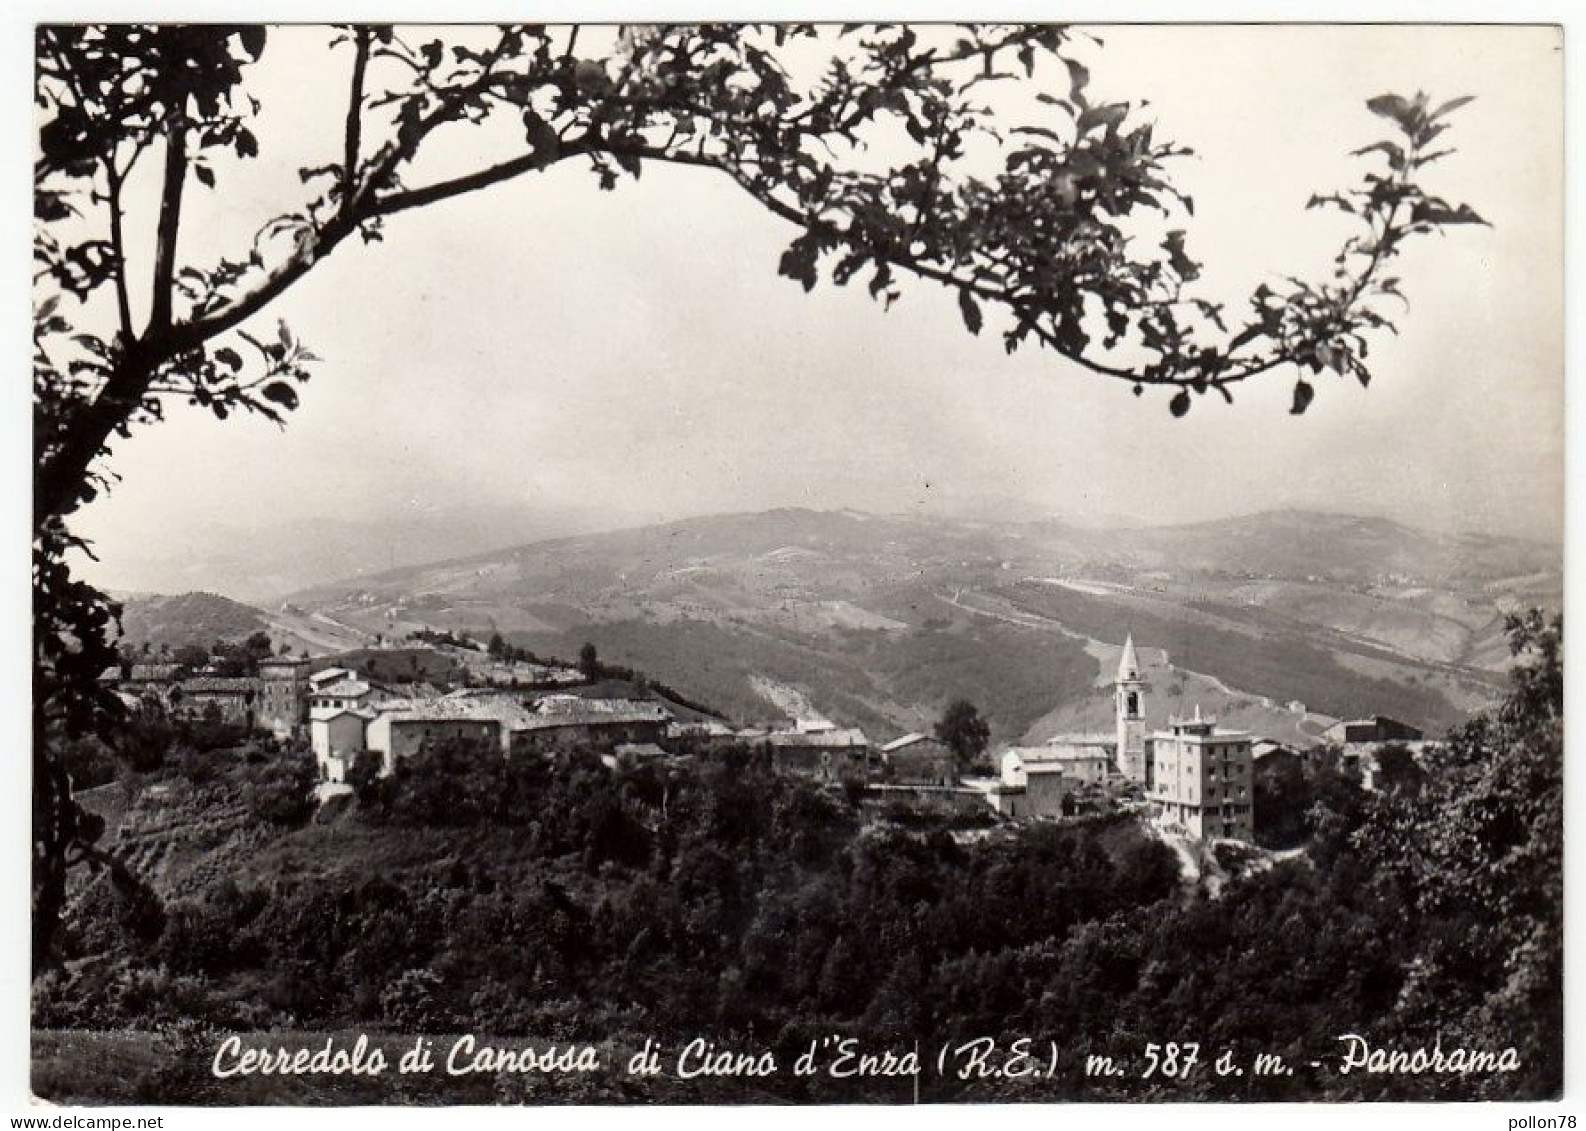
[1146,707,1254,842]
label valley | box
[110,507,1559,747]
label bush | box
[157,880,267,975]
[363,738,507,827]
[60,735,119,789]
[119,704,176,771]
[380,967,448,1031]
[172,743,221,786]
[242,746,317,827]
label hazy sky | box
[68,24,1564,593]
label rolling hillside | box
[260,507,1557,744]
[113,592,269,650]
[111,591,369,658]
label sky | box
[62,23,1565,596]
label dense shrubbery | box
[60,734,120,790]
[1346,610,1564,1096]
[241,745,317,827]
[294,753,1183,1059]
[1252,752,1367,850]
[45,742,1177,1072]
[60,705,260,788]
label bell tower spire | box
[1115,634,1147,781]
[1118,633,1140,682]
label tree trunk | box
[35,347,160,532]
[31,707,73,975]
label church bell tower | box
[1115,634,1147,781]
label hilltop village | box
[102,630,1431,845]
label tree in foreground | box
[934,698,990,773]
[32,24,1485,966]
[1349,610,1563,1098]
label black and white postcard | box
[25,17,1569,1111]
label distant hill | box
[83,503,655,603]
[272,507,1558,743]
[113,592,268,650]
[112,591,373,659]
[1088,508,1562,590]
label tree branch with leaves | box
[30,23,1485,968]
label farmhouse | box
[1001,743,1112,788]
[986,763,1069,819]
[309,676,395,715]
[319,689,679,776]
[172,676,260,727]
[307,667,354,690]
[879,733,956,786]
[1251,739,1306,781]
[759,727,872,781]
[666,719,737,748]
[363,693,536,772]
[126,662,181,686]
[1323,715,1425,745]
[510,695,672,753]
[310,706,375,783]
[991,742,1112,818]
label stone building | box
[992,742,1112,818]
[759,727,872,781]
[987,760,1070,818]
[308,667,354,691]
[258,656,311,739]
[309,675,394,715]
[1251,739,1305,781]
[880,733,956,786]
[354,691,676,774]
[363,695,524,773]
[510,696,673,754]
[1002,743,1112,789]
[171,677,260,727]
[311,707,374,783]
[1322,715,1424,745]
